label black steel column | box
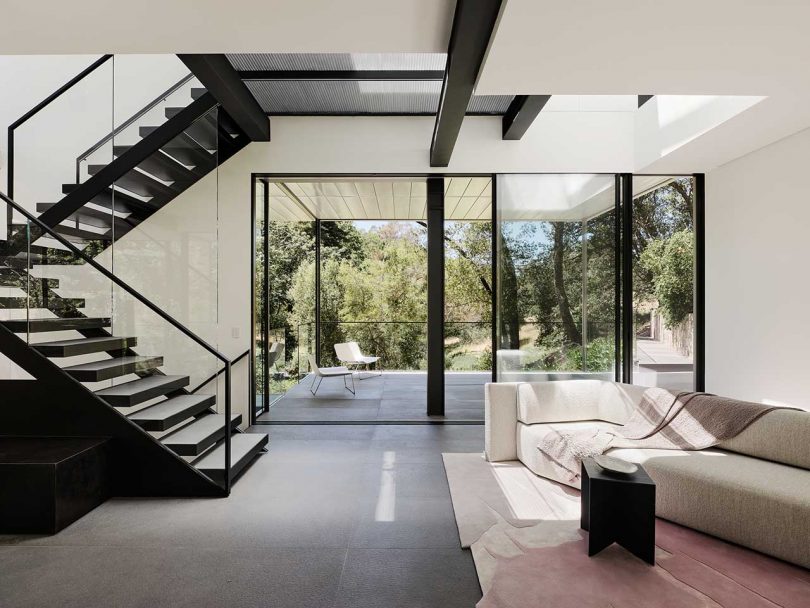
[490,175,498,383]
[314,219,322,365]
[620,174,634,384]
[427,177,445,416]
[693,173,706,392]
[614,174,622,383]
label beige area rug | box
[442,453,810,608]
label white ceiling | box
[5,0,810,176]
[479,0,810,97]
[0,1,455,54]
[262,175,675,223]
[264,177,492,221]
[496,174,670,222]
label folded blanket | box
[538,388,787,484]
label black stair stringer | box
[0,323,224,497]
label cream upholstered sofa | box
[485,379,810,568]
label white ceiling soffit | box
[265,178,492,222]
[0,1,455,54]
[496,174,678,222]
[496,174,617,222]
[479,0,810,96]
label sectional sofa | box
[484,379,810,568]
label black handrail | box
[190,349,250,394]
[74,73,196,182]
[0,189,233,492]
[6,55,112,200]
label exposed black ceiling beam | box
[638,95,654,108]
[430,0,505,167]
[502,95,551,140]
[238,70,445,81]
[178,54,270,141]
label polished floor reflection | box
[257,372,487,422]
[0,424,484,608]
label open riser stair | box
[0,315,267,490]
[1,68,263,496]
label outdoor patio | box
[257,372,487,422]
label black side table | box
[580,457,656,565]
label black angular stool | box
[580,457,656,564]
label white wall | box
[706,127,810,409]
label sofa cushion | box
[516,380,646,426]
[716,408,810,470]
[596,382,647,424]
[517,381,604,424]
[611,446,810,568]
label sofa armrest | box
[485,382,520,461]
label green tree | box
[639,230,694,327]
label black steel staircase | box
[1,58,265,497]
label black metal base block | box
[0,437,111,534]
[581,458,656,565]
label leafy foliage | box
[639,230,694,327]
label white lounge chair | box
[267,342,283,368]
[307,355,355,396]
[334,341,382,379]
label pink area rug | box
[442,453,810,608]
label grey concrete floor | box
[0,424,484,608]
[259,372,487,422]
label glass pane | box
[253,182,316,418]
[254,178,432,422]
[631,176,695,391]
[254,181,267,416]
[318,218,427,372]
[443,176,492,420]
[12,57,113,217]
[495,174,617,382]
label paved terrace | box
[258,372,487,422]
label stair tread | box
[53,224,112,241]
[162,413,241,455]
[113,147,204,180]
[1,317,111,333]
[37,203,132,228]
[64,355,161,372]
[128,394,215,423]
[33,336,137,357]
[192,433,268,476]
[84,167,175,200]
[64,355,163,382]
[95,374,189,407]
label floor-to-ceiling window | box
[253,173,704,424]
[631,176,697,391]
[495,174,618,382]
[253,177,440,422]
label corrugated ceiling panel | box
[228,53,447,71]
[467,95,514,113]
[246,80,440,113]
[246,80,513,114]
